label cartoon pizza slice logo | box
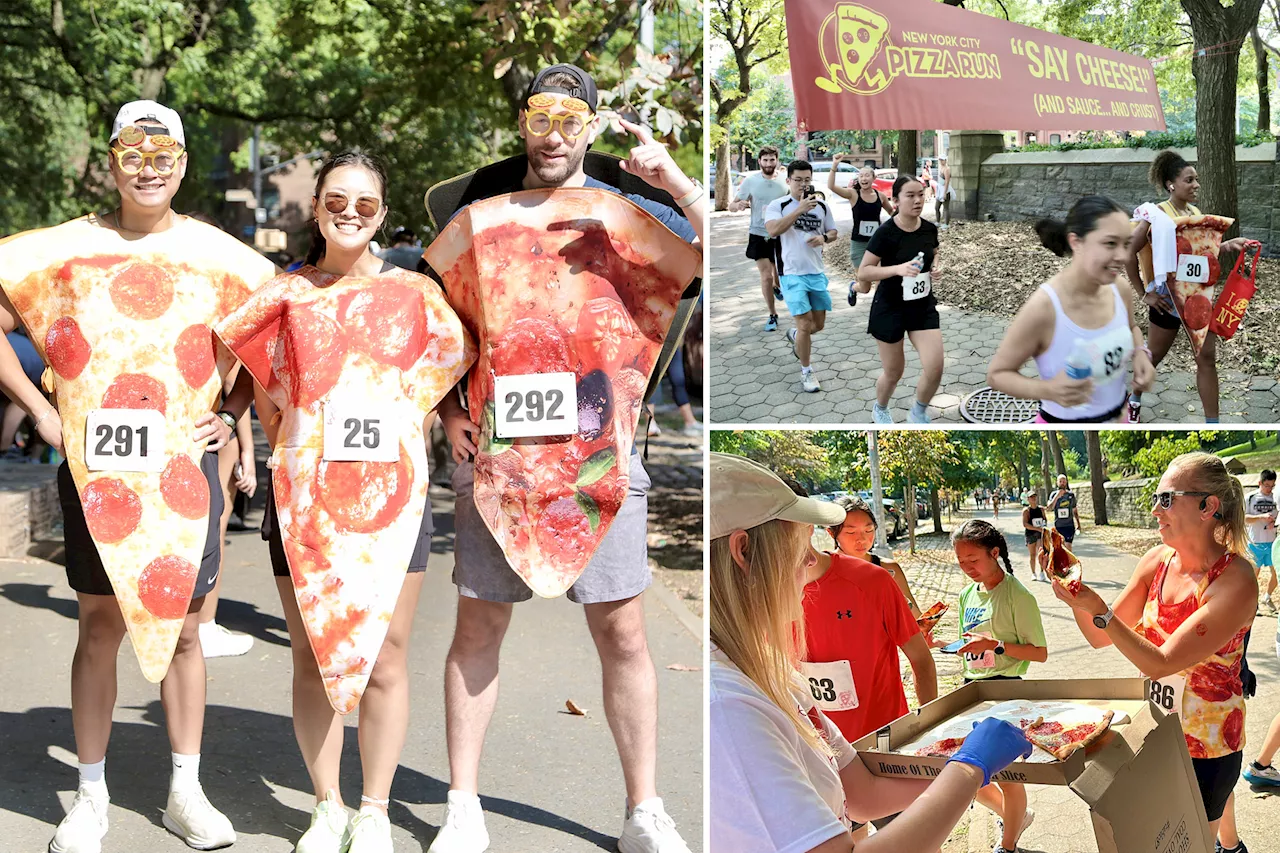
[816,2,895,95]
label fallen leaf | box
[666,663,701,671]
[565,699,587,716]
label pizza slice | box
[1021,710,1115,760]
[916,601,948,633]
[1167,214,1234,355]
[914,736,967,758]
[1041,527,1082,593]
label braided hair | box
[951,519,1014,575]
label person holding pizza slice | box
[1124,151,1254,423]
[0,100,275,853]
[216,150,474,853]
[988,195,1155,423]
[431,64,701,853]
[1053,452,1256,851]
[952,520,1048,853]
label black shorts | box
[1150,305,1182,330]
[1192,751,1243,821]
[745,234,781,265]
[60,453,223,598]
[1055,526,1075,544]
[867,292,941,344]
[262,479,432,577]
[1025,531,1043,546]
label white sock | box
[801,366,812,375]
[79,759,107,798]
[171,752,200,794]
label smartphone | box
[941,639,966,655]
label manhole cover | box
[960,387,1039,424]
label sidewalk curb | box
[648,561,703,641]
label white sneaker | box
[428,791,489,853]
[679,423,702,437]
[646,418,662,437]
[162,787,236,850]
[618,798,691,853]
[199,622,254,658]
[995,807,1035,851]
[49,788,109,853]
[296,792,349,853]
[346,810,393,853]
[801,371,821,393]
[871,403,894,424]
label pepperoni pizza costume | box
[424,188,700,597]
[215,265,474,713]
[0,214,274,682]
[1136,204,1234,356]
[1140,548,1250,758]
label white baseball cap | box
[111,100,185,146]
[710,453,845,541]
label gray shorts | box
[850,239,870,271]
[451,452,652,604]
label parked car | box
[882,500,909,539]
[872,168,897,195]
[709,164,741,199]
[808,160,858,194]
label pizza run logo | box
[815,2,1001,96]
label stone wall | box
[977,143,1279,254]
[0,463,60,558]
[1074,472,1263,528]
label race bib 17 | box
[903,272,931,301]
[85,409,166,472]
[323,401,400,463]
[1176,254,1210,284]
[494,372,579,439]
[858,220,877,238]
[798,660,859,712]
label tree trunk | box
[1087,431,1109,526]
[715,138,731,211]
[1047,430,1067,475]
[1040,434,1053,496]
[906,472,916,555]
[897,130,918,173]
[868,431,888,552]
[1254,28,1271,133]
[930,485,943,534]
[1017,446,1028,493]
[1251,432,1258,450]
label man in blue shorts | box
[764,160,836,393]
[1245,469,1277,615]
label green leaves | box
[575,447,617,488]
[575,490,601,533]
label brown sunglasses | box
[322,192,382,218]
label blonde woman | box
[1054,452,1256,852]
[710,453,1033,853]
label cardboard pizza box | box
[851,677,1212,853]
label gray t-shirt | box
[736,173,789,237]
[1246,491,1277,544]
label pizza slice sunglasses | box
[112,124,184,175]
[524,95,593,140]
[322,192,382,218]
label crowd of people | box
[711,450,1280,853]
[0,61,702,853]
[728,145,1263,424]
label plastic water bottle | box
[1065,339,1092,412]
[911,251,925,273]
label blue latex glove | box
[946,718,1033,786]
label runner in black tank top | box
[826,156,892,305]
[1022,493,1049,581]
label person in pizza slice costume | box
[215,151,474,853]
[1054,452,1256,849]
[1124,151,1255,423]
[0,101,274,853]
[429,64,702,853]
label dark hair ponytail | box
[1034,194,1126,258]
[892,174,922,199]
[952,519,1014,574]
[304,150,389,267]
[1149,149,1189,195]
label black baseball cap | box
[523,64,598,112]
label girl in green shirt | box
[953,519,1049,853]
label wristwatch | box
[216,411,237,430]
[1092,607,1115,630]
[993,642,1006,656]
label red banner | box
[784,0,1166,133]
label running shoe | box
[346,810,393,853]
[1126,397,1141,424]
[199,621,254,658]
[49,788,109,853]
[162,787,236,850]
[1260,597,1277,616]
[618,798,692,853]
[907,405,931,424]
[647,418,662,437]
[296,792,350,853]
[679,422,703,437]
[786,327,799,361]
[427,791,489,853]
[1245,761,1280,786]
[871,403,894,424]
[763,314,778,331]
[1215,842,1250,853]
[801,371,821,393]
[994,808,1034,852]
[847,283,857,307]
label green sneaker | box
[297,792,350,853]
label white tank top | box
[1035,283,1133,420]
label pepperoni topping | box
[81,478,142,544]
[534,496,594,566]
[217,274,250,319]
[101,373,167,414]
[1223,707,1244,752]
[1182,294,1212,330]
[173,324,217,389]
[281,306,348,408]
[45,317,91,379]
[1185,734,1208,759]
[1142,623,1165,646]
[110,263,175,320]
[137,556,199,619]
[491,317,571,376]
[1176,235,1194,257]
[1187,661,1241,702]
[56,255,128,282]
[316,449,413,534]
[337,283,432,371]
[161,455,210,519]
[1217,627,1247,656]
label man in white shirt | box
[1246,469,1278,615]
[730,146,789,331]
[764,160,837,394]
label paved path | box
[0,492,704,852]
[709,209,1266,425]
[893,509,1280,852]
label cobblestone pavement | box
[642,420,704,611]
[880,509,1280,853]
[709,210,1269,425]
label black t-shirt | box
[866,217,939,309]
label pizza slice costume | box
[424,188,701,597]
[215,266,474,713]
[1137,205,1234,355]
[0,214,275,682]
